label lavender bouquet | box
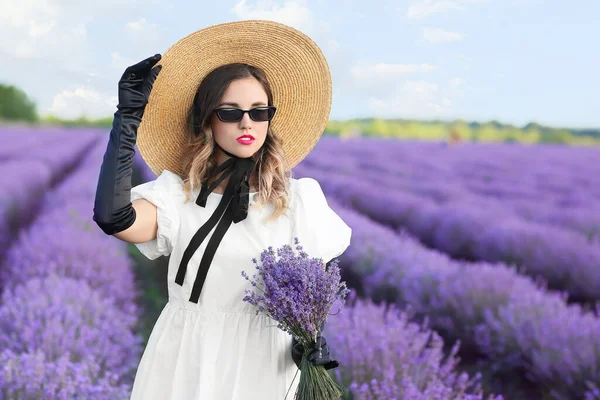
[241,237,350,400]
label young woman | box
[93,20,352,400]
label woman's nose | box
[239,112,252,127]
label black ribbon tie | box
[175,144,257,303]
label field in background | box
[1,125,599,399]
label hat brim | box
[137,19,332,178]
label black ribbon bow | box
[175,143,257,303]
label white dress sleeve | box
[130,169,184,260]
[291,177,352,264]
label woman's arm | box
[112,199,159,244]
[92,54,162,243]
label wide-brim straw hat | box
[136,19,332,178]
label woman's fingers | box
[123,54,162,80]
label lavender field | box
[1,126,599,399]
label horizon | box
[17,113,595,132]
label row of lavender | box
[0,128,143,398]
[134,159,502,399]
[319,138,600,207]
[291,156,600,399]
[0,129,101,259]
[0,126,98,161]
[301,138,600,303]
[312,138,600,239]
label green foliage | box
[0,83,39,122]
[325,119,600,146]
[39,114,114,128]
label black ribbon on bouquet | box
[175,143,257,303]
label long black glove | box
[93,54,162,235]
[291,319,339,371]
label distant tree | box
[523,121,543,131]
[571,128,600,138]
[488,119,505,129]
[542,128,572,144]
[0,83,38,122]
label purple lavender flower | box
[0,348,131,399]
[0,273,143,381]
[242,237,350,342]
[241,237,350,399]
[326,289,503,400]
[0,202,138,310]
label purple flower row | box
[309,185,600,399]
[0,133,146,399]
[325,290,503,400]
[294,142,600,303]
[0,160,52,257]
[306,138,600,240]
[0,125,81,160]
[0,130,102,259]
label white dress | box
[128,170,352,400]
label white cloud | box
[0,0,172,118]
[352,62,437,84]
[126,17,151,32]
[368,80,454,118]
[48,86,117,119]
[407,0,487,18]
[0,0,153,61]
[348,60,468,119]
[110,52,139,76]
[349,62,437,97]
[421,27,464,43]
[0,0,90,62]
[124,17,163,53]
[326,39,341,52]
[231,0,320,35]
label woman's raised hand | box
[116,53,163,119]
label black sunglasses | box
[213,106,276,123]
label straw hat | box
[136,19,332,178]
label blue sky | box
[1,0,598,128]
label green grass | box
[129,244,169,347]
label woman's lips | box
[237,137,255,145]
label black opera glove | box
[93,54,162,235]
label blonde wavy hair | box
[180,63,293,223]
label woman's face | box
[211,77,269,163]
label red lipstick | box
[237,134,255,145]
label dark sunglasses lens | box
[249,107,274,121]
[217,109,243,122]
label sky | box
[1,0,598,129]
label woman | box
[93,20,352,400]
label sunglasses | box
[213,106,277,123]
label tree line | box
[1,82,598,146]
